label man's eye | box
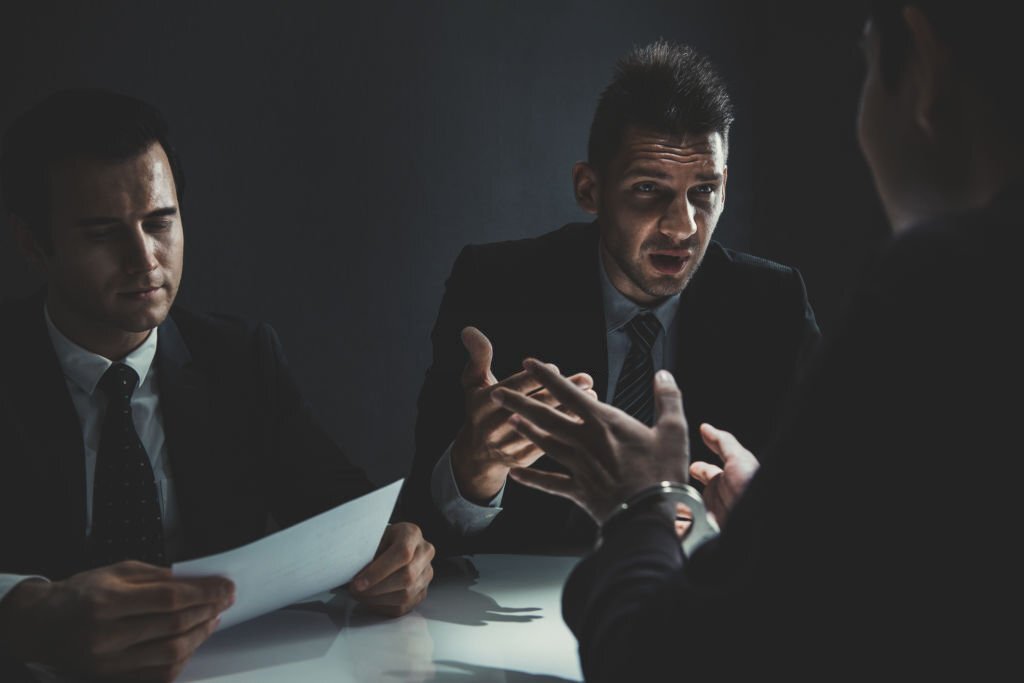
[634,182,658,193]
[85,230,114,241]
[694,184,716,195]
[144,221,172,232]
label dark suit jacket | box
[560,190,1023,679]
[0,296,375,580]
[401,221,820,554]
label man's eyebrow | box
[622,167,673,180]
[76,206,178,227]
[622,167,723,183]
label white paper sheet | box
[173,478,403,631]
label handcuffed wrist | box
[601,481,720,556]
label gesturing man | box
[402,40,820,554]
[0,89,434,682]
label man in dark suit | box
[497,0,1021,678]
[402,40,820,554]
[0,89,434,682]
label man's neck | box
[45,301,152,361]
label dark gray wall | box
[0,1,881,486]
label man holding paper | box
[0,89,434,682]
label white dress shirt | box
[431,251,682,534]
[0,307,183,604]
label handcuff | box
[603,481,721,556]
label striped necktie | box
[612,312,662,426]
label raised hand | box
[496,360,689,525]
[450,327,596,502]
[689,423,760,528]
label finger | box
[351,532,422,593]
[675,518,693,540]
[508,466,576,499]
[653,370,686,431]
[106,560,172,581]
[689,461,724,486]
[105,577,235,619]
[493,387,584,444]
[101,601,229,653]
[490,367,545,395]
[359,586,429,618]
[675,502,693,521]
[563,372,595,391]
[351,558,433,598]
[700,423,752,464]
[461,326,497,389]
[521,358,600,418]
[505,412,578,465]
[492,432,544,465]
[96,615,219,674]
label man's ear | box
[902,5,951,140]
[720,166,728,207]
[572,161,600,215]
[11,214,49,271]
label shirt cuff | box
[0,574,49,607]
[431,442,505,535]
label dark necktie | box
[612,312,662,426]
[90,363,166,566]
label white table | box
[174,553,584,682]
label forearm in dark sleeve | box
[562,509,728,682]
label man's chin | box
[109,304,172,333]
[638,273,690,299]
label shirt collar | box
[44,305,159,396]
[598,249,681,335]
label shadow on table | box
[178,594,353,681]
[385,660,578,682]
[417,557,543,627]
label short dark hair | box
[0,88,185,248]
[869,1,1019,127]
[587,40,734,173]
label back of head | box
[870,1,1021,140]
[0,88,185,247]
[587,40,734,173]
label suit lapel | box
[545,222,609,397]
[156,313,215,556]
[7,296,89,561]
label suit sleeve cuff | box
[431,443,505,535]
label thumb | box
[653,370,686,432]
[700,423,752,465]
[461,326,497,388]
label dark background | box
[0,1,886,487]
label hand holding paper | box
[173,479,407,630]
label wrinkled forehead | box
[612,126,726,175]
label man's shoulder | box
[703,243,801,281]
[692,243,807,306]
[452,221,597,272]
[164,306,280,361]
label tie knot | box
[98,363,140,404]
[624,312,661,351]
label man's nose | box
[658,195,698,241]
[124,224,159,273]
